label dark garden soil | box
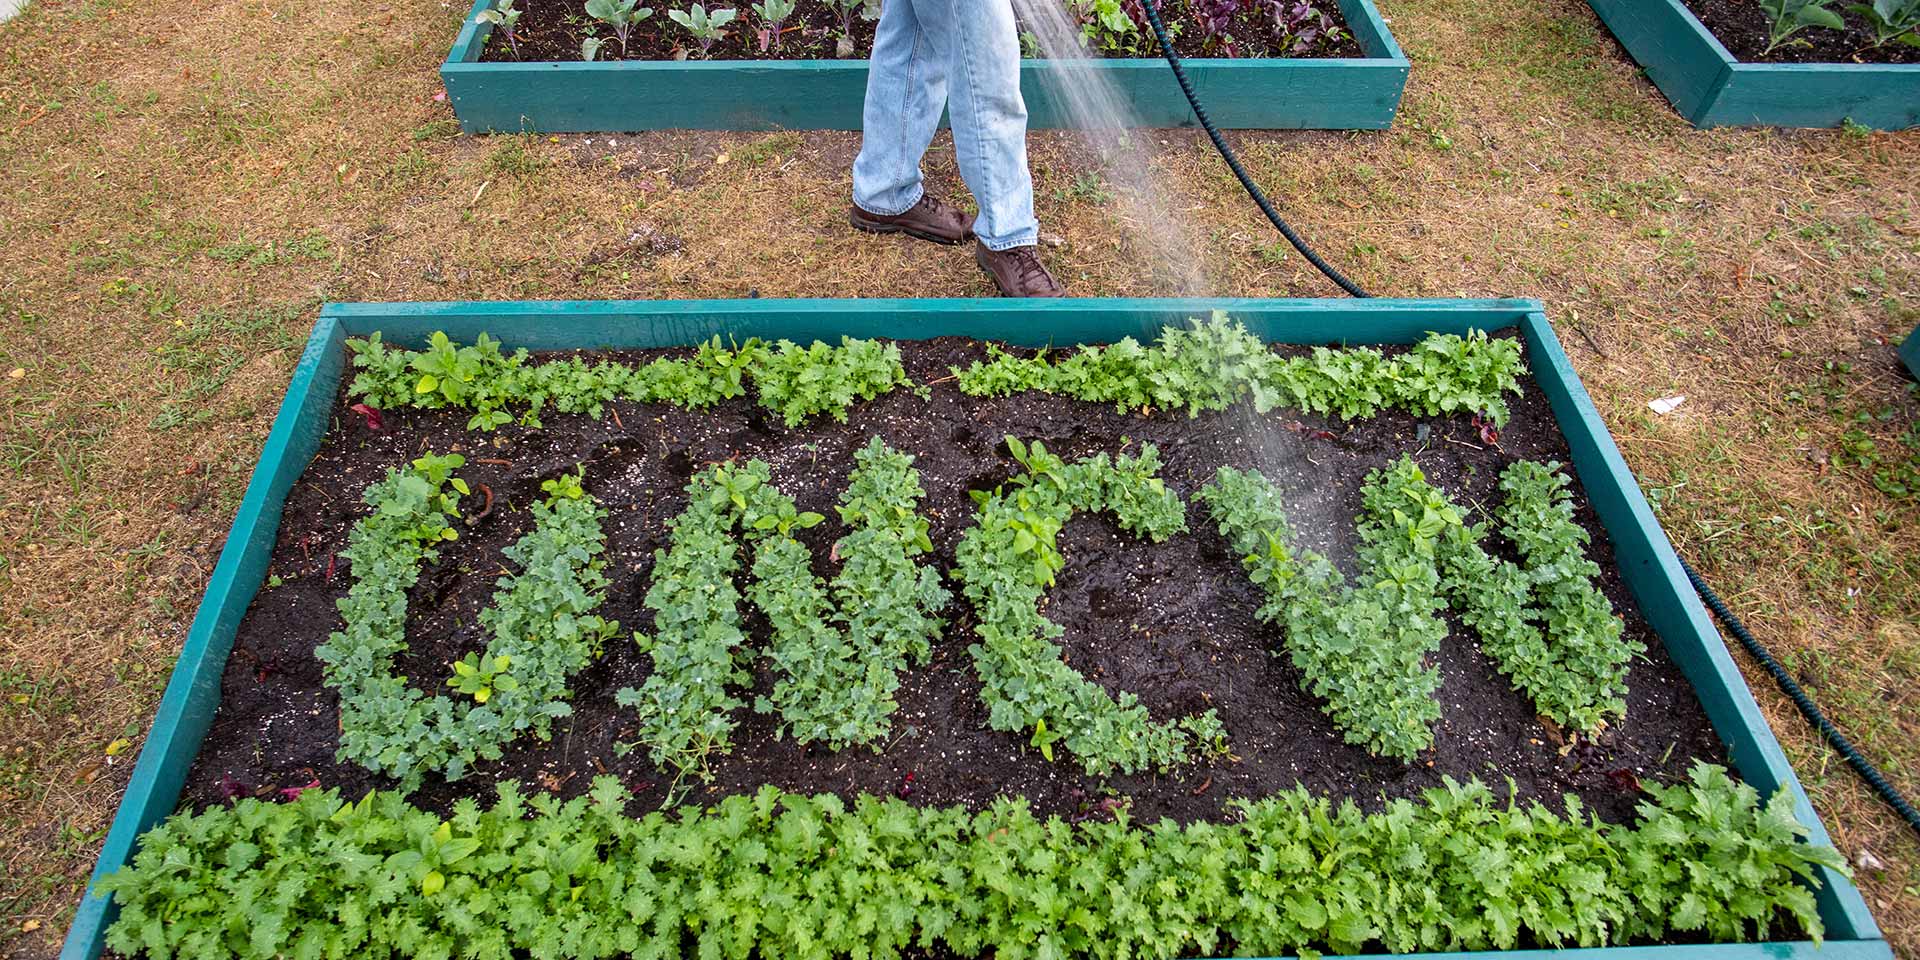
[182,331,1727,832]
[1678,0,1919,64]
[482,0,1362,63]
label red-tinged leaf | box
[278,778,321,802]
[1474,415,1499,446]
[1311,430,1336,441]
[1606,767,1641,793]
[325,554,338,584]
[896,770,915,799]
[350,403,384,431]
[757,27,771,51]
[216,776,251,803]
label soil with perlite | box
[1677,0,1919,64]
[183,331,1727,830]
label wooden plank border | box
[62,297,1888,959]
[1584,0,1920,129]
[439,0,1409,131]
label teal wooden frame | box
[439,0,1408,132]
[1901,324,1918,379]
[60,298,1888,960]
[1584,0,1919,129]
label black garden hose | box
[1679,556,1920,841]
[1135,0,1371,298]
[1137,0,1920,838]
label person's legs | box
[911,0,1038,251]
[851,0,945,217]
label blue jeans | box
[851,0,1039,251]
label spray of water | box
[1010,0,1205,295]
[1010,0,1338,531]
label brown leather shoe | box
[975,243,1066,298]
[849,195,975,245]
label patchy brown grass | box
[0,0,1917,951]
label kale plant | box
[668,3,738,57]
[954,437,1225,776]
[1849,0,1920,46]
[1197,460,1447,760]
[1759,0,1845,52]
[585,0,655,57]
[620,447,948,785]
[478,0,526,58]
[1490,460,1641,728]
[751,0,796,49]
[752,437,950,750]
[316,456,618,789]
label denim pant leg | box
[852,0,947,216]
[916,0,1038,250]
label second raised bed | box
[440,0,1409,132]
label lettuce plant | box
[952,313,1526,425]
[1270,0,1343,53]
[668,3,737,56]
[100,764,1841,959]
[585,0,654,57]
[346,331,917,431]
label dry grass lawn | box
[0,0,1916,953]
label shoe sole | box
[849,210,971,246]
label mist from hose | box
[1010,0,1205,295]
[1010,0,1339,539]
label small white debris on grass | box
[1648,394,1686,415]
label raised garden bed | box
[62,298,1888,960]
[1903,323,1919,379]
[440,0,1409,132]
[1584,0,1920,128]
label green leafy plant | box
[346,332,918,431]
[1197,460,1447,760]
[825,0,864,54]
[620,446,949,783]
[584,0,654,57]
[1488,460,1641,729]
[446,654,515,704]
[954,437,1223,776]
[753,438,950,750]
[316,456,619,789]
[100,764,1841,959]
[1759,0,1845,53]
[615,462,757,786]
[751,336,923,427]
[668,3,737,56]
[751,0,796,49]
[953,313,1526,425]
[1848,0,1920,47]
[478,0,526,58]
